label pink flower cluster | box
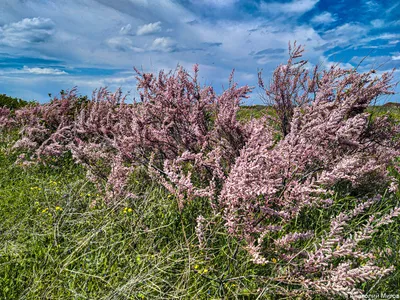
[0,107,16,129]
[5,43,400,298]
[11,88,85,159]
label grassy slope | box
[0,135,260,299]
[237,105,400,121]
[0,106,399,299]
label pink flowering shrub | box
[70,88,132,199]
[252,195,400,298]
[0,107,16,130]
[12,88,87,159]
[258,42,318,136]
[3,43,399,298]
[75,66,251,202]
[221,53,399,242]
[299,196,399,297]
[217,46,400,297]
[133,67,251,208]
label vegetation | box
[0,94,33,110]
[0,146,257,299]
[0,43,399,298]
[1,129,399,299]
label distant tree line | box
[0,94,34,109]
[1,90,90,110]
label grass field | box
[0,105,399,299]
[237,104,400,121]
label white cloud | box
[151,37,176,52]
[322,58,353,70]
[106,36,144,52]
[364,0,380,11]
[136,21,162,36]
[311,12,336,24]
[237,72,256,82]
[191,0,239,7]
[260,0,319,15]
[22,66,67,75]
[360,33,400,45]
[120,24,133,35]
[323,23,368,47]
[371,19,385,28]
[0,17,55,47]
[102,75,137,85]
[392,55,400,61]
[375,33,400,40]
[0,66,67,75]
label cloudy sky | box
[0,0,399,104]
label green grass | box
[1,106,400,298]
[237,104,400,121]
[368,105,400,120]
[237,105,273,121]
[0,141,263,298]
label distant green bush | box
[0,94,33,110]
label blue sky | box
[0,0,399,104]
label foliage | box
[1,143,399,299]
[0,93,32,110]
[258,42,318,136]
[0,94,35,130]
[1,43,400,298]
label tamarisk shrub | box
[299,196,400,297]
[0,107,15,130]
[69,66,216,200]
[70,88,133,199]
[219,47,400,297]
[131,66,251,163]
[128,66,251,204]
[258,42,318,137]
[12,88,87,159]
[130,66,251,208]
[67,66,251,202]
[248,196,400,298]
[132,65,216,160]
[4,65,250,201]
